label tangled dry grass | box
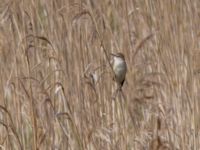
[0,0,200,149]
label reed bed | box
[0,0,200,149]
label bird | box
[110,52,127,90]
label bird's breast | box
[113,59,127,81]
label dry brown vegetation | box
[0,0,200,149]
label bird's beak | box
[110,53,116,57]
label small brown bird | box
[110,52,127,90]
